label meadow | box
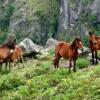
[0,49,100,100]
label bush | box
[81,36,89,47]
[48,48,55,56]
[0,74,25,91]
[76,58,89,69]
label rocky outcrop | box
[0,0,100,44]
[18,38,44,57]
[8,0,59,44]
[79,47,90,56]
[56,0,100,40]
[45,38,58,48]
[9,0,43,43]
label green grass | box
[76,58,90,69]
[0,53,100,100]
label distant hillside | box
[0,0,100,45]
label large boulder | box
[18,38,44,57]
[79,47,90,56]
[45,38,58,48]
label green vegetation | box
[0,4,14,31]
[76,58,90,69]
[28,0,59,38]
[0,51,100,100]
[81,36,89,47]
[0,32,8,43]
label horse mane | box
[0,43,7,48]
[70,39,76,49]
[89,31,93,35]
[95,36,100,40]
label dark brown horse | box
[54,37,83,72]
[88,32,100,64]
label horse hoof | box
[95,61,98,65]
[69,70,71,73]
[73,70,76,72]
[91,62,95,65]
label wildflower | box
[27,79,32,85]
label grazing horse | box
[54,37,83,72]
[88,32,100,64]
[0,39,16,71]
[8,46,24,68]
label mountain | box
[0,0,100,45]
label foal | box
[8,46,24,68]
[54,37,83,72]
[88,32,100,64]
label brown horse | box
[8,46,24,68]
[0,39,16,71]
[88,32,100,64]
[54,37,83,72]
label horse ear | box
[79,36,81,39]
[89,32,93,35]
[76,36,81,40]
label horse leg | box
[0,63,2,71]
[54,56,61,68]
[5,62,8,72]
[8,62,10,71]
[73,59,77,72]
[92,51,95,64]
[69,59,72,73]
[21,56,25,68]
[95,51,98,64]
[17,60,20,68]
[54,58,58,68]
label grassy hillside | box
[0,50,100,100]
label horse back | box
[0,47,10,59]
[96,36,100,49]
[55,42,71,58]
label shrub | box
[48,48,55,56]
[81,36,89,47]
[76,58,89,69]
[0,74,25,91]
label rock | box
[45,38,58,48]
[79,47,90,56]
[91,0,100,13]
[18,38,44,57]
[57,0,69,37]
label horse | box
[0,39,16,71]
[54,37,83,72]
[8,46,24,68]
[88,32,100,64]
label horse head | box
[88,31,98,49]
[2,39,16,50]
[75,37,83,51]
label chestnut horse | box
[0,39,16,71]
[8,46,24,68]
[88,32,100,64]
[54,37,83,72]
